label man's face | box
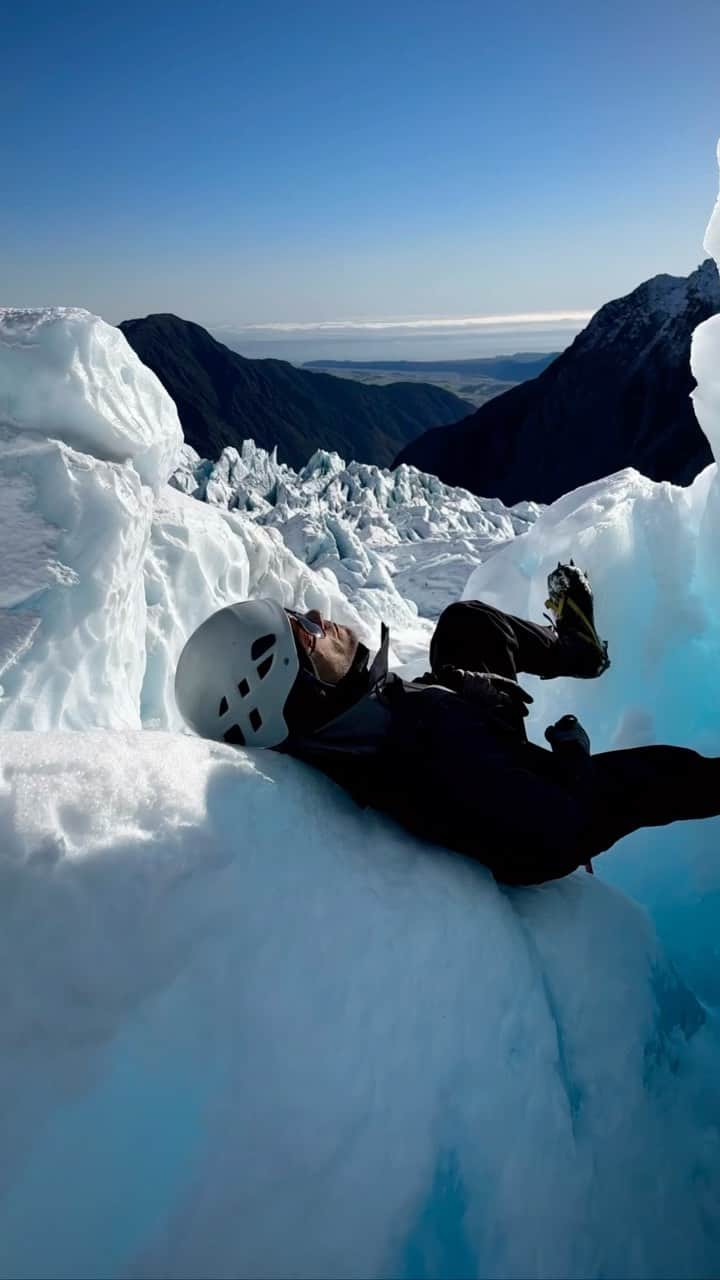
[288,609,359,684]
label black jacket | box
[279,624,600,886]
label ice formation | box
[171,439,540,619]
[2,152,720,1278]
[0,308,181,488]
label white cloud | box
[214,310,594,336]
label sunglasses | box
[286,609,324,639]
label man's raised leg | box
[430,599,594,681]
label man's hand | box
[435,665,533,719]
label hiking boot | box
[545,561,610,679]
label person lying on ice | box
[175,565,720,886]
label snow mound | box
[0,308,182,488]
[0,733,716,1280]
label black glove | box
[544,714,592,781]
[544,713,590,755]
[435,665,533,720]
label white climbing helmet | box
[174,599,300,748]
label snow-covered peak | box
[688,255,720,301]
[640,259,719,314]
[575,258,720,354]
[0,307,182,488]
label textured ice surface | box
[3,152,720,1277]
[172,439,540,618]
[0,431,152,728]
[0,308,182,487]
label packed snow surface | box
[3,151,720,1278]
[1,732,717,1280]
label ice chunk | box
[0,308,182,488]
[0,434,152,729]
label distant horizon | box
[208,314,590,364]
[211,309,593,333]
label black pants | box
[431,601,720,867]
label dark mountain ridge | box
[119,314,473,470]
[396,261,720,504]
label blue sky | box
[3,0,720,342]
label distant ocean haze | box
[211,315,590,363]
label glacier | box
[170,438,540,621]
[2,149,720,1278]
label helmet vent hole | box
[251,634,275,661]
[257,655,273,680]
[238,678,250,698]
[249,708,263,733]
[218,695,229,717]
[223,724,246,746]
